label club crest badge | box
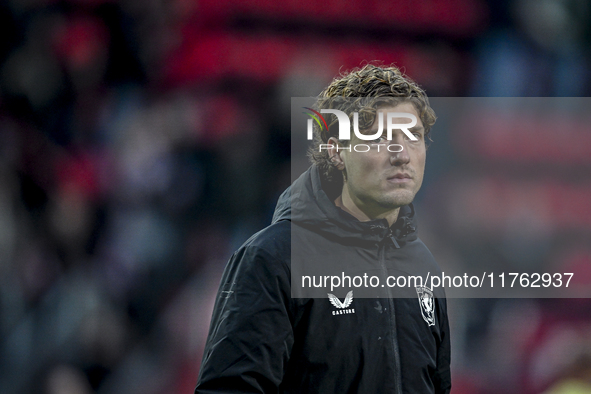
[415,286,435,326]
[328,291,355,315]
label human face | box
[331,103,426,220]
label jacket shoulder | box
[409,236,443,272]
[239,220,292,264]
[217,220,292,286]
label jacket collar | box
[272,165,418,246]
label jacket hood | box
[272,165,418,246]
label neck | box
[335,191,400,227]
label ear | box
[327,137,346,171]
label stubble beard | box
[374,189,416,210]
[349,182,418,213]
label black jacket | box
[196,165,451,394]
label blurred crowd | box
[0,0,590,393]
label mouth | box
[387,173,412,183]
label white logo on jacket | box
[416,286,435,326]
[328,291,355,315]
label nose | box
[388,135,410,166]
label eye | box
[370,135,387,143]
[405,132,423,141]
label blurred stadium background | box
[0,0,591,393]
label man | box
[195,64,451,393]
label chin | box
[380,190,416,208]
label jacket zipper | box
[379,230,403,394]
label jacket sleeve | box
[195,245,294,394]
[434,296,452,394]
